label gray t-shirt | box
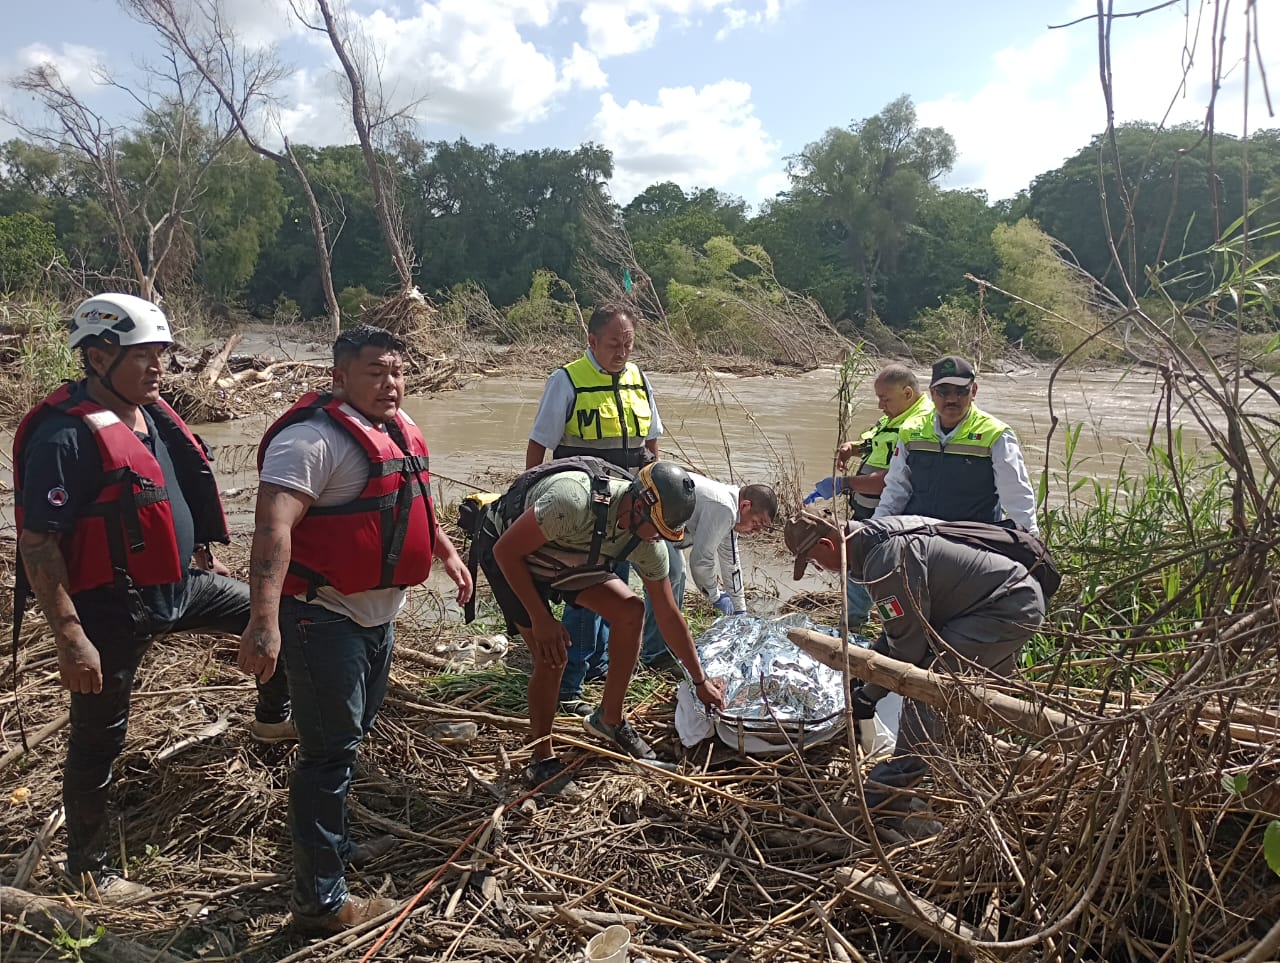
[502,471,669,582]
[260,403,420,627]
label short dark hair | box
[333,325,406,367]
[740,483,779,521]
[587,301,638,336]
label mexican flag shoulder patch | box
[875,596,905,620]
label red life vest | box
[259,392,438,597]
[13,383,228,594]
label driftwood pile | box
[3,549,1279,962]
[163,328,471,424]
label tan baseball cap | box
[783,511,842,580]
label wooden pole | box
[786,628,1085,747]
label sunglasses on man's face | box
[932,384,972,399]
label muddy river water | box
[178,365,1212,615]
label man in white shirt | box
[874,356,1039,535]
[640,474,778,667]
[239,325,472,935]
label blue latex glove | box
[803,476,843,505]
[712,592,735,616]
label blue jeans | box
[64,570,289,876]
[846,578,872,627]
[641,543,685,663]
[280,598,393,917]
[558,561,631,700]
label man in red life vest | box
[14,293,293,905]
[238,324,473,934]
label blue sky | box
[3,0,1276,208]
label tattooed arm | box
[18,531,101,694]
[237,481,313,685]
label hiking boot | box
[524,756,582,797]
[348,834,398,869]
[422,721,478,745]
[292,895,400,935]
[557,698,593,717]
[584,709,656,761]
[249,718,298,743]
[80,872,155,906]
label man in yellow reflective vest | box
[874,356,1039,535]
[525,302,665,714]
[804,364,933,624]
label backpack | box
[461,456,639,624]
[876,519,1062,599]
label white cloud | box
[561,42,608,91]
[214,0,299,48]
[918,2,1280,201]
[717,0,782,41]
[278,0,600,143]
[580,2,663,58]
[590,79,779,201]
[580,0,783,58]
[754,169,789,202]
[15,42,105,95]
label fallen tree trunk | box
[0,885,188,963]
[786,628,1086,747]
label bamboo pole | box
[786,628,1085,746]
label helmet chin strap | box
[94,344,140,410]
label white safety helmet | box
[69,293,173,349]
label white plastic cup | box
[585,924,631,963]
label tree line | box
[3,90,1278,354]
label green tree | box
[398,137,612,306]
[786,95,957,321]
[1026,123,1280,301]
[0,211,63,292]
[623,182,747,301]
[741,192,858,323]
[992,217,1108,357]
[884,188,1000,328]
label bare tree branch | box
[125,0,343,334]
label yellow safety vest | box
[900,406,1009,523]
[851,394,934,515]
[553,354,653,469]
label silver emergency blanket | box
[695,613,856,754]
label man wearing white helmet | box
[13,293,293,904]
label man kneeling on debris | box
[478,457,726,793]
[785,512,1046,841]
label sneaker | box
[583,709,656,761]
[557,698,593,717]
[348,834,398,868]
[422,721,478,745]
[524,756,581,797]
[249,718,298,743]
[80,872,155,905]
[292,895,400,935]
